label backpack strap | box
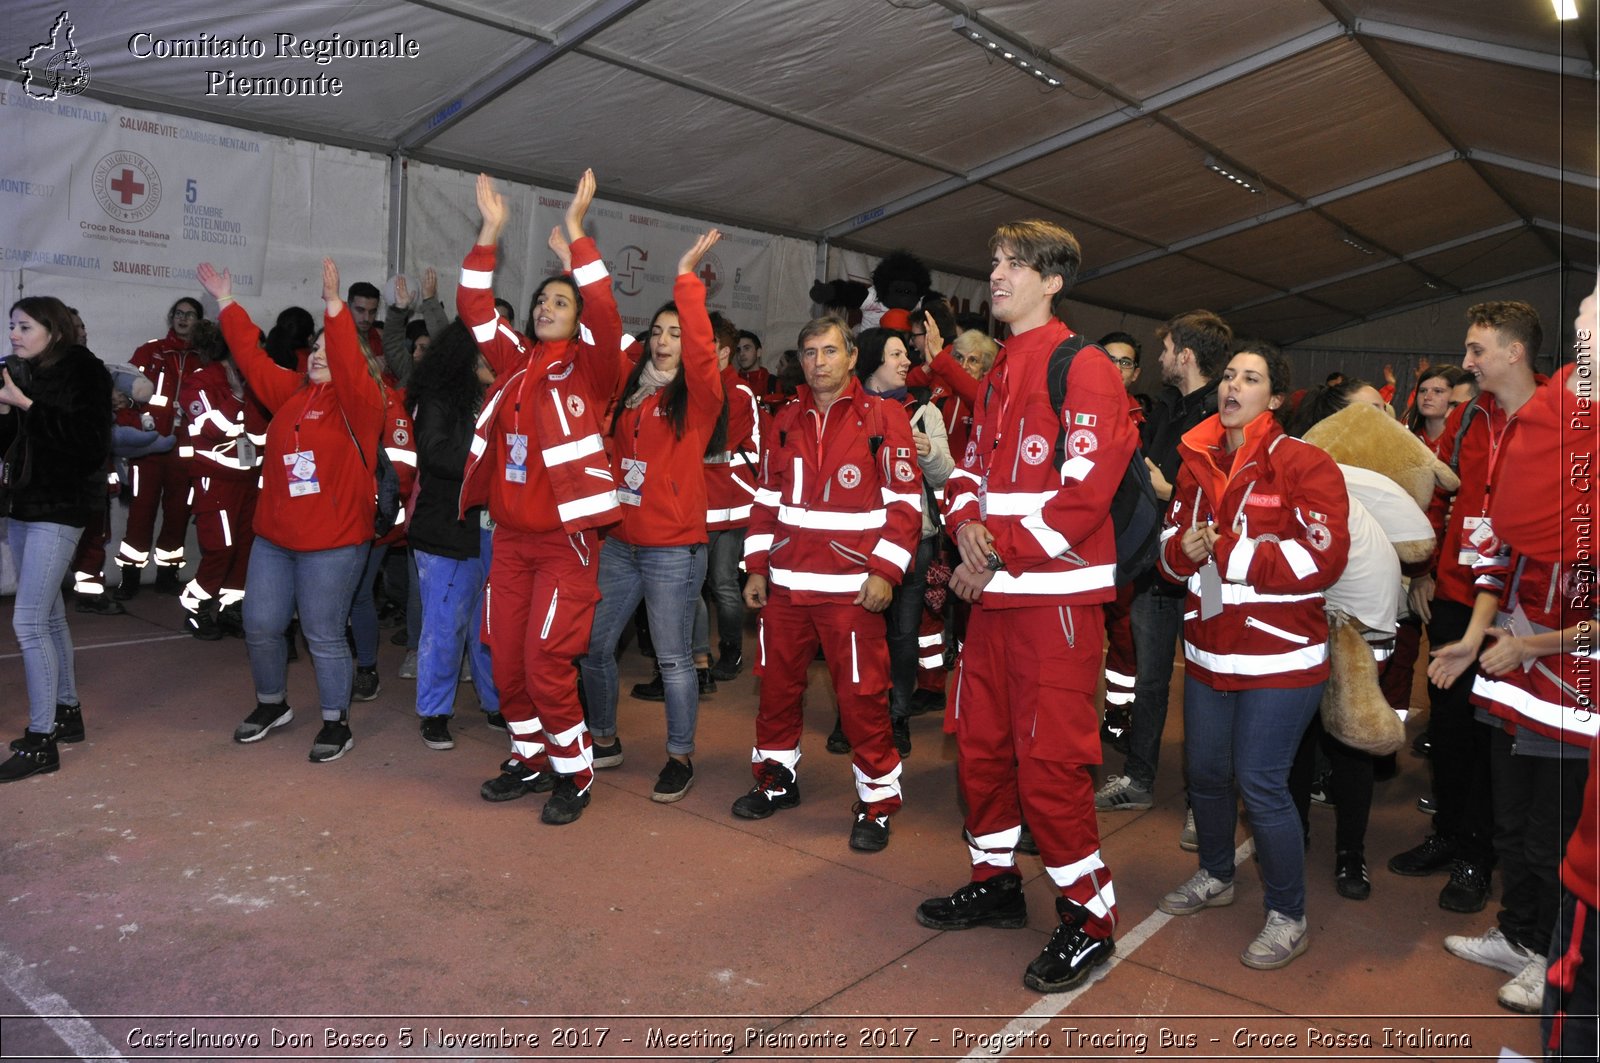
[1447,399,1484,474]
[1045,335,1093,470]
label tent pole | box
[388,151,409,278]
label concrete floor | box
[0,589,1546,1061]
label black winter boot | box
[0,731,60,782]
[186,601,225,641]
[53,703,85,744]
[112,563,142,600]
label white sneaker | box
[1241,910,1309,970]
[1179,807,1199,852]
[1497,955,1549,1013]
[1159,868,1235,915]
[1444,926,1536,975]
[1095,774,1154,810]
[398,649,418,680]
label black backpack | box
[340,409,402,538]
[1045,337,1162,584]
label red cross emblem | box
[1021,433,1049,465]
[1068,429,1098,457]
[837,463,861,489]
[110,168,145,205]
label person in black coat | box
[0,296,113,781]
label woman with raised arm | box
[579,229,723,804]
[0,296,112,782]
[198,258,386,763]
[457,170,624,826]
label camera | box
[2,354,32,393]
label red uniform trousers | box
[184,482,257,610]
[118,451,193,569]
[485,526,599,792]
[915,608,946,693]
[71,502,113,595]
[753,587,902,817]
[954,600,1118,938]
[1102,582,1137,708]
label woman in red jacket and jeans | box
[1155,342,1350,971]
[199,258,386,763]
[457,171,624,826]
[579,231,723,804]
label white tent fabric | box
[1,0,1594,360]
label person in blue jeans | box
[1154,343,1349,970]
[580,231,723,804]
[405,320,502,751]
[0,296,112,782]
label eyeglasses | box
[172,310,199,320]
[1110,357,1137,369]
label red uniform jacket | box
[457,239,623,534]
[744,378,922,604]
[131,330,199,436]
[178,361,268,507]
[944,321,1134,607]
[705,365,766,530]
[220,302,385,552]
[610,273,721,546]
[1161,411,1349,690]
[375,380,419,547]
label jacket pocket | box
[829,539,869,567]
[1244,615,1312,645]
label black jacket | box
[406,394,483,560]
[0,345,112,527]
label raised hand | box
[322,258,342,310]
[564,168,596,241]
[677,229,722,276]
[548,225,572,272]
[923,309,945,355]
[196,262,232,302]
[393,274,412,309]
[476,173,509,245]
[421,266,437,301]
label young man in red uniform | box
[114,297,203,598]
[735,318,922,852]
[917,220,1137,994]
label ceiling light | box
[1203,155,1263,195]
[1553,0,1579,21]
[952,15,1065,90]
[1341,234,1377,255]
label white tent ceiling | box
[4,0,1596,344]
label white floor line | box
[961,838,1256,1062]
[0,944,126,1060]
[0,633,191,661]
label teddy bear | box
[1301,401,1461,754]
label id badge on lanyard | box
[1460,515,1495,565]
[619,457,646,507]
[285,450,320,496]
[505,432,529,485]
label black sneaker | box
[825,718,850,754]
[1309,770,1333,806]
[186,603,225,642]
[0,730,59,782]
[1411,730,1432,758]
[892,717,911,757]
[484,712,509,732]
[419,715,454,750]
[480,758,555,801]
[909,688,945,717]
[592,736,624,769]
[75,591,125,615]
[1099,705,1132,753]
[1023,899,1115,993]
[1439,860,1491,913]
[731,763,801,819]
[652,758,694,803]
[1017,824,1040,856]
[53,703,85,744]
[917,873,1028,930]
[541,777,591,825]
[352,666,381,702]
[1335,850,1371,900]
[631,669,665,702]
[710,644,743,682]
[154,567,183,595]
[1387,833,1458,876]
[697,667,717,696]
[308,719,353,762]
[234,702,292,743]
[849,808,890,852]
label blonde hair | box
[953,329,999,374]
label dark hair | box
[1229,339,1292,399]
[9,296,76,364]
[1403,363,1470,434]
[955,311,991,335]
[1286,378,1376,437]
[405,319,485,428]
[708,312,739,358]
[1158,310,1233,381]
[614,302,690,441]
[988,219,1082,290]
[1468,300,1543,360]
[527,276,583,338]
[917,295,957,348]
[854,327,910,387]
[346,282,381,304]
[736,329,761,349]
[405,318,430,354]
[494,298,516,325]
[188,319,227,364]
[1098,330,1142,362]
[265,306,316,371]
[1324,371,1346,387]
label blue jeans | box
[692,528,747,657]
[1124,585,1186,791]
[581,537,706,756]
[415,533,497,718]
[886,536,936,720]
[7,519,84,733]
[243,537,367,721]
[350,541,388,667]
[1183,675,1324,919]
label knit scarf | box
[625,359,676,409]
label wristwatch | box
[984,550,1005,572]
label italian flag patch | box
[1073,413,1097,427]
